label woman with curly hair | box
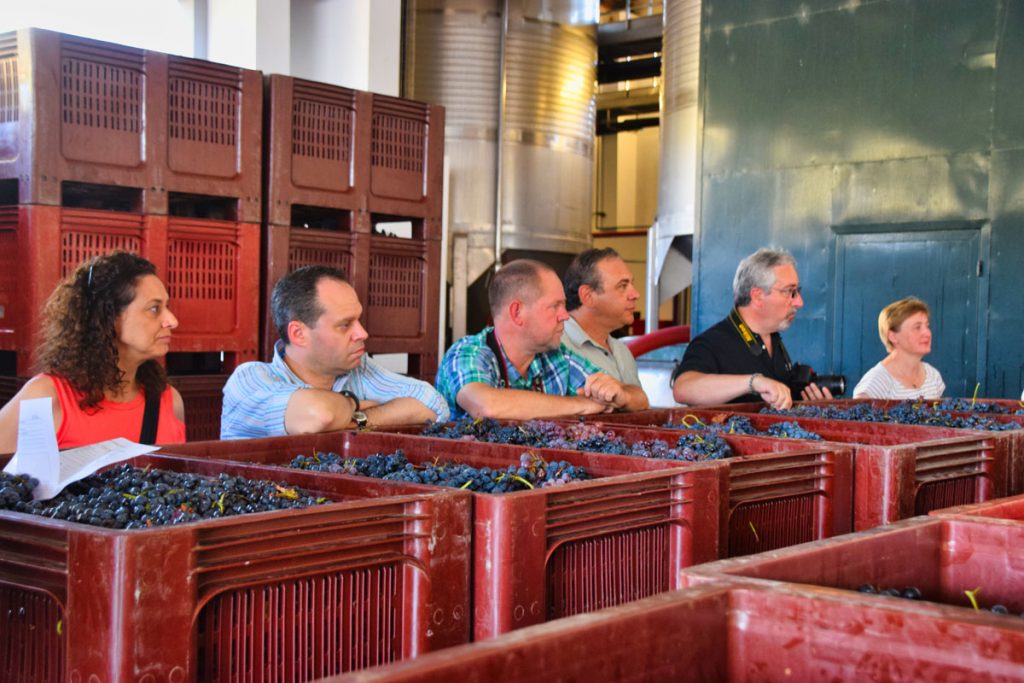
[0,251,185,451]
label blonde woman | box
[853,297,945,399]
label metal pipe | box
[493,0,510,271]
[645,219,659,333]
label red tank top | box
[45,374,187,448]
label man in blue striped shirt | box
[221,266,448,439]
[436,259,635,420]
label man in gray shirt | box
[562,248,649,411]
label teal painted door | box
[831,224,989,398]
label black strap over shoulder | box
[728,308,794,373]
[485,328,511,388]
[139,390,161,445]
[728,308,763,357]
[485,328,544,393]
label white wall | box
[207,0,291,72]
[290,0,400,93]
[0,0,403,94]
[0,0,197,56]
[595,126,661,230]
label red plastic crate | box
[261,225,369,361]
[265,75,371,226]
[546,422,854,557]
[0,29,262,220]
[404,351,439,384]
[364,234,440,345]
[933,491,1024,526]
[158,430,726,640]
[156,54,263,222]
[0,29,160,210]
[168,373,228,442]
[317,581,1024,682]
[0,453,471,682]
[696,398,1024,497]
[380,421,854,560]
[366,94,443,220]
[590,408,1010,530]
[161,216,260,360]
[682,517,1024,622]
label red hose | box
[625,325,690,358]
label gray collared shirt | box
[561,316,642,386]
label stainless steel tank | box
[647,0,700,331]
[405,0,598,333]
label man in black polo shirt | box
[671,248,832,410]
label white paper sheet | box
[3,397,60,498]
[3,398,160,500]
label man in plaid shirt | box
[436,259,637,420]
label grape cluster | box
[291,449,591,492]
[0,472,38,507]
[422,417,564,448]
[765,401,1022,432]
[857,584,924,600]
[764,421,825,440]
[421,417,734,462]
[856,584,1024,617]
[665,415,823,441]
[0,465,327,529]
[934,398,1010,414]
[673,432,733,460]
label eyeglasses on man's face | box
[772,285,802,299]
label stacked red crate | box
[262,75,370,360]
[262,77,443,381]
[365,94,444,380]
[0,29,262,438]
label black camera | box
[789,364,847,399]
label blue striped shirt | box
[221,341,449,439]
[435,326,600,420]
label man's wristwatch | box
[351,410,369,430]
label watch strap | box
[340,389,360,412]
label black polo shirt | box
[672,314,796,403]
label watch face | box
[352,411,369,428]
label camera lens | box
[815,374,846,397]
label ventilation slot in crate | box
[367,238,424,338]
[370,96,428,201]
[197,565,403,682]
[547,525,670,620]
[0,55,17,125]
[59,209,145,277]
[291,81,357,196]
[915,476,981,515]
[167,57,243,179]
[0,585,66,683]
[729,494,816,557]
[59,38,144,168]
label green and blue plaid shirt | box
[436,326,600,419]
